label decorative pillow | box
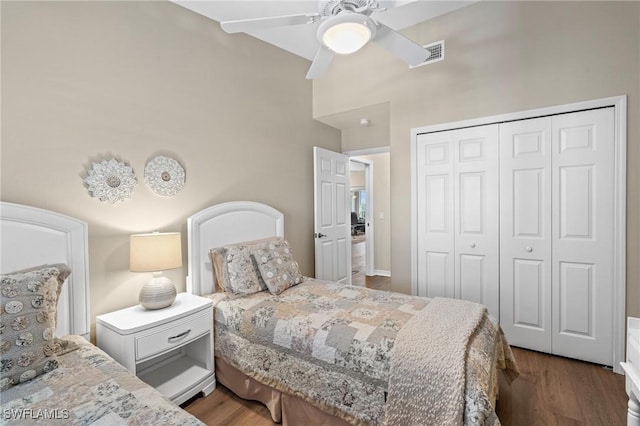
[209,237,280,297]
[209,250,227,294]
[0,264,75,390]
[251,239,304,295]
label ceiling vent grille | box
[320,0,371,16]
[410,40,445,68]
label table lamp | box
[130,231,182,310]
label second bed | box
[186,201,518,425]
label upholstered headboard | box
[186,201,284,296]
[0,202,90,339]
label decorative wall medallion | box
[144,156,185,196]
[84,159,137,203]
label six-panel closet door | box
[499,117,553,352]
[550,109,614,365]
[500,108,615,365]
[416,125,499,318]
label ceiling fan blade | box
[306,46,335,79]
[220,13,320,34]
[372,22,431,66]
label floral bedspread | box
[211,279,517,425]
[0,336,204,425]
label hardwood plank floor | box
[183,385,273,425]
[495,347,626,426]
[184,347,628,425]
[351,238,391,291]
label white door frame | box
[346,146,391,277]
[410,95,627,374]
[350,158,375,276]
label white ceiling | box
[172,1,475,61]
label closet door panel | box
[416,134,455,298]
[454,125,499,318]
[513,169,544,237]
[499,117,552,352]
[459,254,485,304]
[424,251,450,298]
[551,108,614,365]
[513,259,545,328]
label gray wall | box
[1,1,341,337]
[314,1,640,318]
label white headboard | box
[0,202,90,339]
[187,201,284,296]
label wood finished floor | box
[185,238,627,425]
[183,347,627,425]
[184,348,627,426]
[350,238,391,291]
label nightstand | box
[96,292,215,405]
[621,317,640,426]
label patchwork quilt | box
[211,279,517,425]
[1,336,204,426]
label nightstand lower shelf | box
[139,355,214,404]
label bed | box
[186,201,519,425]
[0,202,204,425]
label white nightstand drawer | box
[135,310,210,360]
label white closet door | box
[551,108,614,365]
[453,126,499,318]
[416,125,499,318]
[416,132,455,298]
[499,117,553,352]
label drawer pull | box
[168,329,191,343]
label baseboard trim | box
[373,270,391,277]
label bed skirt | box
[216,356,351,426]
[216,351,509,426]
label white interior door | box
[453,125,499,318]
[416,125,499,318]
[412,97,625,372]
[499,117,553,352]
[551,108,614,365]
[416,132,455,298]
[313,147,351,284]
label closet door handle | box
[470,242,476,248]
[525,246,533,253]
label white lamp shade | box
[130,232,182,272]
[318,13,374,55]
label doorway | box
[348,150,391,291]
[349,158,372,285]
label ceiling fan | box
[220,0,431,79]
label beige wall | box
[1,1,341,338]
[350,170,365,188]
[315,1,640,317]
[343,118,390,152]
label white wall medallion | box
[144,156,185,196]
[84,159,137,203]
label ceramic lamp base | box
[139,275,177,310]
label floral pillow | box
[209,237,280,297]
[251,239,304,295]
[0,264,76,390]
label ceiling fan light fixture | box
[318,13,374,55]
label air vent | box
[321,0,370,16]
[410,40,445,69]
